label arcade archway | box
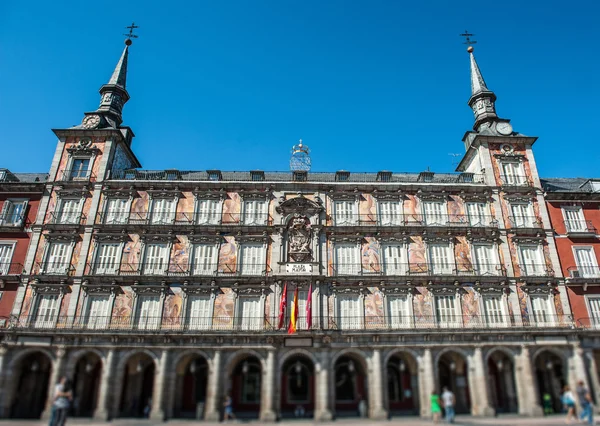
[72,352,102,417]
[280,355,314,418]
[174,354,209,418]
[534,350,565,415]
[10,351,52,418]
[386,352,419,415]
[437,351,470,414]
[487,351,518,414]
[334,353,368,417]
[119,352,155,417]
[230,355,262,419]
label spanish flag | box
[278,283,287,329]
[288,287,299,334]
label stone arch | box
[69,350,104,417]
[116,348,159,372]
[224,349,266,375]
[486,348,518,414]
[532,347,568,414]
[484,346,516,364]
[224,349,265,419]
[384,349,420,415]
[331,348,369,417]
[116,350,158,418]
[435,348,471,414]
[9,349,53,419]
[531,346,569,365]
[277,348,318,370]
[383,347,421,368]
[434,346,471,366]
[65,348,105,376]
[277,348,317,419]
[7,347,55,370]
[172,350,211,418]
[330,348,369,372]
[172,349,212,370]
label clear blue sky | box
[1,1,598,177]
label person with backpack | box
[562,385,577,424]
[49,376,72,426]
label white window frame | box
[518,244,545,276]
[103,197,132,225]
[562,206,587,232]
[239,242,266,276]
[191,243,219,276]
[237,295,263,331]
[472,243,500,276]
[195,198,222,225]
[500,161,526,185]
[509,202,535,228]
[0,242,16,275]
[33,293,62,329]
[528,294,556,327]
[465,202,488,227]
[149,197,177,225]
[336,292,364,330]
[585,295,600,329]
[0,199,28,227]
[381,242,407,275]
[242,199,268,226]
[84,294,113,329]
[186,293,214,330]
[42,240,75,275]
[434,293,462,328]
[573,246,600,278]
[427,242,454,275]
[422,200,448,226]
[142,242,171,275]
[386,293,412,329]
[56,197,83,225]
[93,241,123,275]
[334,242,361,275]
[134,294,163,330]
[481,294,508,327]
[378,200,403,226]
[333,199,357,226]
[67,156,93,180]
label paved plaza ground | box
[0,415,594,426]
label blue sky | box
[1,1,598,177]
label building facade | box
[0,39,594,421]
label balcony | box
[499,174,533,188]
[327,213,498,228]
[0,263,24,279]
[45,211,87,228]
[96,211,273,227]
[331,263,506,277]
[506,215,542,229]
[86,262,272,278]
[564,220,597,237]
[34,262,76,277]
[567,266,600,280]
[55,170,96,183]
[516,263,554,278]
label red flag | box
[306,282,313,330]
[278,283,288,329]
[288,287,299,334]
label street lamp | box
[85,362,94,374]
[348,360,355,374]
[546,360,553,371]
[136,360,143,373]
[449,361,456,372]
[31,361,39,373]
[399,360,406,373]
[242,361,249,375]
[190,360,198,374]
[496,360,504,372]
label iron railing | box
[45,211,87,226]
[34,262,76,276]
[96,211,273,226]
[576,317,600,329]
[328,213,498,227]
[506,215,542,228]
[0,263,24,276]
[564,220,597,234]
[86,262,272,277]
[516,264,554,277]
[331,263,506,277]
[499,175,533,187]
[567,266,600,279]
[55,170,96,183]
[7,314,574,332]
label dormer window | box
[207,170,222,181]
[376,171,392,182]
[336,171,350,182]
[250,170,265,181]
[500,161,526,185]
[69,158,91,180]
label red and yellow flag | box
[278,283,287,329]
[288,287,299,334]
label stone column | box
[259,350,277,422]
[42,346,67,419]
[368,349,387,419]
[585,350,600,413]
[0,346,7,417]
[93,348,115,420]
[418,348,435,418]
[314,350,333,421]
[468,347,494,416]
[150,349,169,421]
[568,344,591,413]
[514,345,543,416]
[204,351,222,421]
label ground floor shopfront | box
[0,329,597,422]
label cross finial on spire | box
[459,30,477,52]
[123,22,139,46]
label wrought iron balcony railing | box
[55,170,96,183]
[331,263,506,277]
[516,264,554,277]
[576,317,600,329]
[0,263,24,276]
[499,175,533,187]
[7,313,574,333]
[86,262,272,277]
[564,220,597,234]
[567,266,600,279]
[45,211,87,226]
[328,213,498,228]
[506,215,542,228]
[34,262,76,276]
[96,211,273,226]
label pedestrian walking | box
[430,389,442,424]
[441,386,456,424]
[576,380,594,425]
[48,376,72,426]
[562,385,577,424]
[223,394,235,421]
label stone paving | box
[0,414,593,426]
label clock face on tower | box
[496,122,513,135]
[82,115,101,129]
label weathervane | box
[459,30,477,52]
[124,22,139,45]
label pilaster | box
[368,349,387,419]
[93,348,115,420]
[150,349,169,421]
[204,351,222,421]
[585,350,600,413]
[259,349,277,422]
[418,348,434,418]
[514,345,543,416]
[468,347,494,416]
[41,346,66,419]
[314,350,333,421]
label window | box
[382,243,407,275]
[243,199,267,225]
[143,243,169,275]
[387,295,410,328]
[239,296,262,330]
[574,247,600,278]
[94,243,121,275]
[196,199,220,225]
[501,161,525,185]
[428,243,453,275]
[563,207,587,232]
[69,158,91,180]
[56,198,82,224]
[85,295,111,329]
[34,294,60,328]
[423,201,447,226]
[483,296,506,326]
[136,295,161,330]
[473,244,499,275]
[510,203,535,228]
[0,199,28,226]
[466,202,488,226]
[240,243,265,275]
[104,198,130,224]
[188,295,212,330]
[150,198,177,225]
[518,245,545,276]
[44,242,71,274]
[379,201,402,226]
[587,297,600,328]
[435,295,460,327]
[530,295,554,326]
[333,200,356,225]
[337,294,362,330]
[0,243,15,275]
[334,243,360,275]
[192,244,217,275]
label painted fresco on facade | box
[461,286,481,325]
[70,240,83,271]
[218,236,236,274]
[516,283,529,320]
[413,287,433,322]
[325,196,333,226]
[213,288,234,327]
[122,234,142,272]
[455,236,472,273]
[365,287,384,328]
[359,194,376,225]
[554,291,565,321]
[163,287,183,327]
[58,293,71,323]
[20,287,34,318]
[170,236,189,274]
[448,195,465,217]
[131,191,148,220]
[112,287,134,321]
[176,192,195,218]
[362,237,381,273]
[222,192,241,224]
[404,195,419,223]
[408,237,426,272]
[327,239,334,276]
[75,293,85,319]
[44,192,57,223]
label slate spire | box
[467,46,498,130]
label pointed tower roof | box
[467,46,498,130]
[107,44,129,89]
